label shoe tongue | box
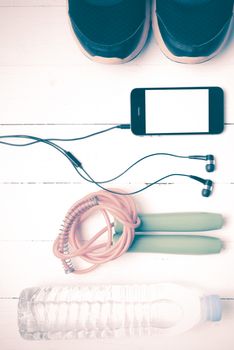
[85,0,123,6]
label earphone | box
[189,176,213,197]
[81,170,214,197]
[189,154,215,172]
[0,126,216,197]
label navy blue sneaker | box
[152,0,234,63]
[68,0,150,63]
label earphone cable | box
[75,152,190,184]
[79,166,192,196]
[0,125,123,147]
[0,131,212,196]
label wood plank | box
[0,7,233,67]
[0,124,234,183]
[0,0,65,6]
[0,238,234,296]
[0,63,233,124]
[0,182,233,241]
[0,8,233,124]
[0,6,233,348]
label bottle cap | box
[204,295,222,322]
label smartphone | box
[131,87,224,135]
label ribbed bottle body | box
[18,284,221,340]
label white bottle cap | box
[202,295,222,322]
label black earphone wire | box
[76,152,189,184]
[79,166,191,196]
[0,130,210,196]
[0,125,119,147]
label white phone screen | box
[145,89,209,133]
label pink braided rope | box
[53,189,140,274]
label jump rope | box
[0,125,220,273]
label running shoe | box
[152,0,234,63]
[68,0,151,63]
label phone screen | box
[145,89,209,134]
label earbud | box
[189,154,215,172]
[205,155,215,172]
[201,180,213,197]
[189,176,213,197]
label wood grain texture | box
[0,8,233,124]
[0,3,234,349]
[0,0,65,6]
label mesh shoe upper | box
[69,0,146,45]
[156,0,234,46]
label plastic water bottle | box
[18,283,222,340]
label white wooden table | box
[0,1,234,349]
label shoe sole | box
[152,0,234,64]
[75,0,151,64]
